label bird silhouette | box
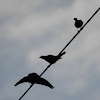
[15,73,54,89]
[74,18,83,31]
[40,51,66,64]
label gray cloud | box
[0,0,100,100]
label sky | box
[0,0,100,100]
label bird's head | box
[74,18,77,21]
[39,56,42,58]
[39,56,45,59]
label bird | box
[40,51,66,64]
[74,18,83,31]
[15,73,54,89]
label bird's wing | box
[36,77,54,89]
[14,76,28,86]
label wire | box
[18,7,100,100]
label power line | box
[18,7,100,100]
[59,7,100,54]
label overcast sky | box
[0,0,100,100]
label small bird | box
[74,18,83,31]
[15,73,54,89]
[40,51,66,64]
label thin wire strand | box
[59,7,100,54]
[18,7,100,100]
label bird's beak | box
[39,56,43,58]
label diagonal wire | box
[59,7,100,54]
[18,7,100,100]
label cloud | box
[0,0,100,100]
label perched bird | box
[74,18,83,31]
[40,51,66,64]
[15,73,54,89]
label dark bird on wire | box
[74,18,83,31]
[15,73,54,89]
[40,51,66,64]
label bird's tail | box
[58,51,66,58]
[14,77,28,86]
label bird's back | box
[40,55,58,64]
[28,73,40,84]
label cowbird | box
[40,51,66,64]
[74,18,83,31]
[15,73,54,89]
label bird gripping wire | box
[19,64,51,100]
[19,7,100,100]
[59,7,100,54]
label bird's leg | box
[30,83,32,86]
[77,28,79,32]
[77,28,81,32]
